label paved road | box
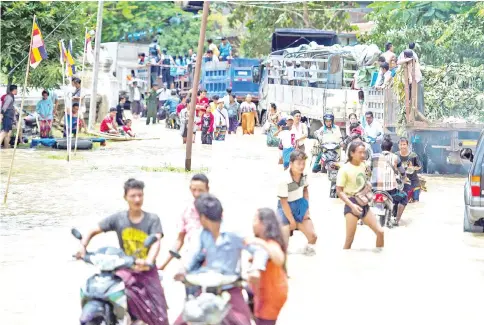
[1,120,483,325]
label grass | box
[42,153,84,160]
[141,164,209,174]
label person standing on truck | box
[363,111,383,154]
[291,110,308,153]
[397,137,422,203]
[240,94,258,135]
[397,42,419,63]
[381,42,396,64]
[207,38,220,59]
[398,50,424,115]
[376,62,392,90]
[161,49,176,89]
[219,37,232,61]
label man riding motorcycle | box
[312,114,343,173]
[370,138,408,226]
[173,193,269,325]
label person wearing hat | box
[100,107,120,134]
[219,36,232,61]
[146,83,160,125]
[273,115,295,170]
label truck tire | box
[260,110,267,127]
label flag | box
[85,30,94,64]
[30,17,48,69]
[59,40,67,66]
[65,39,76,76]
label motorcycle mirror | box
[169,250,182,260]
[143,235,158,248]
[71,228,82,240]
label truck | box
[255,41,382,136]
[200,58,260,101]
[255,38,483,173]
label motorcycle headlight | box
[90,254,125,271]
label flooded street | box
[1,119,483,325]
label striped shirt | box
[370,151,401,191]
[277,170,309,202]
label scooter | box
[71,228,157,325]
[371,190,397,228]
[169,250,253,325]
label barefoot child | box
[122,119,135,137]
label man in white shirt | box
[397,42,419,63]
[285,61,295,85]
[221,88,232,107]
[376,62,392,90]
[363,111,384,154]
[309,62,318,87]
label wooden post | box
[411,60,417,121]
[3,15,36,205]
[74,29,88,155]
[185,1,210,171]
[88,0,104,131]
[403,63,411,124]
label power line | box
[225,1,366,12]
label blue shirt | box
[36,99,53,120]
[186,229,269,276]
[164,96,180,114]
[219,42,232,57]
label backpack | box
[1,94,7,107]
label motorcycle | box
[170,250,253,325]
[327,161,340,198]
[71,228,157,325]
[371,190,397,228]
[164,107,180,129]
[318,142,341,198]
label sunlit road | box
[1,119,483,325]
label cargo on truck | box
[255,40,382,136]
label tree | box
[0,1,95,89]
[227,2,356,57]
[98,1,224,57]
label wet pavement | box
[1,118,483,325]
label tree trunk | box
[303,2,310,28]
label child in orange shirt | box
[248,208,288,325]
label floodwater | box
[1,119,483,325]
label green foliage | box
[0,1,95,89]
[227,2,356,57]
[360,1,484,67]
[100,1,220,57]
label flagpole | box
[74,31,88,155]
[67,40,74,162]
[3,15,36,205]
[60,40,70,162]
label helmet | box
[323,114,334,126]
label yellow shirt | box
[336,162,367,195]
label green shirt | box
[146,89,158,114]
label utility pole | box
[88,0,104,130]
[185,1,210,171]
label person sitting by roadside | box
[64,103,86,137]
[122,119,135,137]
[100,107,119,134]
[370,138,408,226]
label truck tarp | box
[271,28,338,52]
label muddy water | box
[1,119,483,325]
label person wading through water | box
[146,83,159,125]
[248,208,288,325]
[336,141,384,249]
[240,94,258,135]
[276,150,318,255]
[75,178,169,325]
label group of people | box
[76,174,289,325]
